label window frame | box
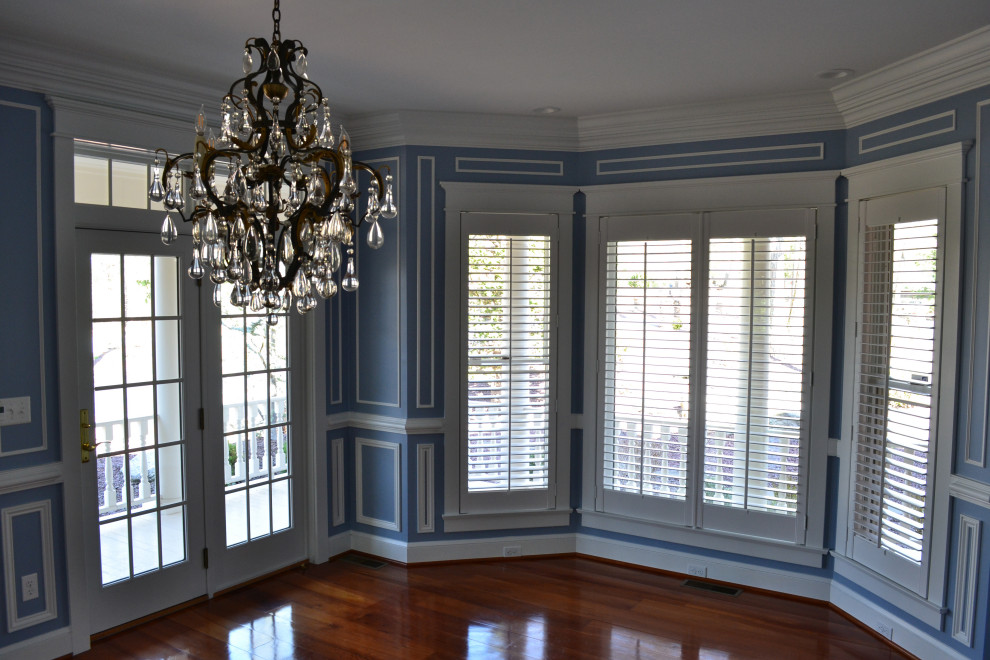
[581,172,838,566]
[441,182,577,532]
[836,143,965,623]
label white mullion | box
[149,257,164,572]
[506,237,515,492]
[742,239,757,511]
[692,214,711,527]
[639,241,649,495]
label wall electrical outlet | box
[21,573,39,601]
[873,620,893,639]
[503,545,522,558]
[687,564,708,578]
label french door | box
[77,228,306,632]
[200,277,306,592]
[76,229,207,632]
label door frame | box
[52,105,328,654]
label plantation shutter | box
[852,206,940,575]
[700,209,814,542]
[465,233,552,495]
[703,235,808,514]
[602,239,693,502]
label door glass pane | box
[90,253,187,585]
[219,283,292,547]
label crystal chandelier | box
[149,0,397,325]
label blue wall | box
[0,86,69,652]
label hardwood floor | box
[75,555,912,659]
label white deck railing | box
[94,398,289,516]
[95,415,157,516]
[223,398,289,487]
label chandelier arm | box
[159,151,202,224]
[352,162,387,200]
[285,123,316,152]
[199,148,255,213]
[307,148,345,215]
[278,206,317,290]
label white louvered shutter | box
[603,239,693,502]
[703,236,807,518]
[465,233,552,494]
[853,218,938,566]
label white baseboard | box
[574,533,831,601]
[346,530,577,564]
[327,530,353,560]
[829,581,968,660]
[407,533,575,563]
[0,626,73,660]
[350,531,409,563]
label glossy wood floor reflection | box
[76,556,911,659]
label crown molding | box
[576,90,845,151]
[0,34,224,126]
[832,25,990,128]
[348,110,579,152]
[5,25,989,153]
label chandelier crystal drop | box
[150,0,396,325]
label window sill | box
[831,553,945,629]
[578,509,827,567]
[442,509,572,533]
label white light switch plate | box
[0,397,31,426]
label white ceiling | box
[3,0,990,119]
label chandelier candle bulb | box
[149,0,396,325]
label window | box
[442,182,576,529]
[457,214,558,514]
[597,210,816,543]
[73,140,166,211]
[847,187,953,596]
[466,233,552,495]
[853,218,938,566]
[839,143,964,610]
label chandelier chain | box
[272,0,281,44]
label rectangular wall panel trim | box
[331,436,345,527]
[417,156,436,409]
[416,443,435,533]
[966,100,990,468]
[858,110,956,155]
[0,100,47,458]
[356,157,402,408]
[355,437,401,531]
[455,157,564,176]
[596,143,824,176]
[2,500,57,632]
[951,515,981,646]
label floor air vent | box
[682,579,742,597]
[342,555,388,569]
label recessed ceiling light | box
[532,106,561,115]
[817,68,855,80]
